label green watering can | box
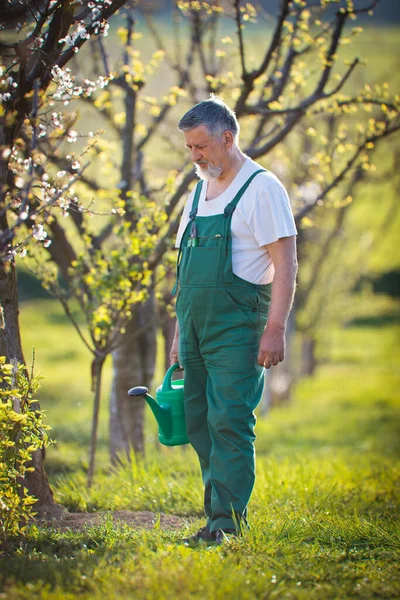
[128,363,189,446]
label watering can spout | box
[127,385,173,440]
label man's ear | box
[224,130,234,149]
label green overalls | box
[174,170,271,533]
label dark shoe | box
[181,525,215,545]
[214,528,237,545]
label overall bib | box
[174,170,271,533]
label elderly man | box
[170,97,298,545]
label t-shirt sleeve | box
[175,190,193,248]
[247,176,297,247]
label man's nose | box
[192,148,201,162]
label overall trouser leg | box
[183,357,213,524]
[177,287,213,523]
[205,364,264,533]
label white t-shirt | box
[175,157,297,284]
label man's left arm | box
[258,235,298,369]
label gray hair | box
[178,96,240,143]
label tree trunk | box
[301,333,317,376]
[87,355,106,487]
[109,294,157,462]
[0,260,25,364]
[0,255,61,516]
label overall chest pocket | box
[179,234,222,287]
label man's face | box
[183,125,228,181]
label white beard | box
[195,162,222,181]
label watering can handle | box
[161,362,182,392]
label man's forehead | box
[183,125,211,144]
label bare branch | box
[352,0,380,15]
[235,0,291,115]
[0,0,50,52]
[315,10,347,96]
[295,125,400,223]
[97,36,111,78]
[52,290,95,355]
[299,166,363,306]
[136,35,197,151]
[246,112,303,158]
[234,0,247,77]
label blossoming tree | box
[0,0,127,510]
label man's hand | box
[257,324,286,368]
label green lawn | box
[0,294,399,599]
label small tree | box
[0,356,54,541]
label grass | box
[0,292,398,598]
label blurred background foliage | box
[7,0,399,478]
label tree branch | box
[295,125,400,223]
[234,0,247,78]
[235,0,291,115]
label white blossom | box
[51,112,63,128]
[6,76,17,89]
[59,197,71,210]
[59,21,90,47]
[51,66,112,102]
[32,224,47,241]
[67,130,78,143]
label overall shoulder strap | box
[224,169,266,217]
[189,180,204,220]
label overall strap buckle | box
[223,204,235,218]
[189,180,203,220]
